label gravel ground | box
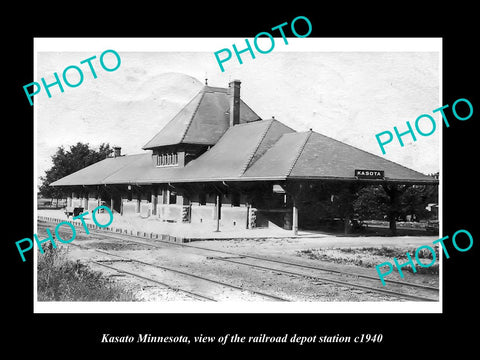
[36,219,440,303]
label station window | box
[155,152,178,167]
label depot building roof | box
[51,118,436,186]
[51,80,437,187]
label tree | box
[353,177,438,235]
[400,185,437,220]
[353,185,390,220]
[39,142,113,200]
[381,184,408,236]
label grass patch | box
[297,245,439,275]
[37,244,138,301]
[338,246,439,260]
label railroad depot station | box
[51,80,438,236]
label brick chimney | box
[113,146,121,158]
[228,80,241,126]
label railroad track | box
[82,229,438,301]
[68,241,289,302]
[38,220,439,302]
[91,260,216,302]
[207,256,437,302]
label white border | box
[34,37,442,52]
[36,300,438,313]
[34,37,442,314]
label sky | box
[35,38,441,183]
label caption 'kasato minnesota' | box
[101,333,191,343]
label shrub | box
[37,244,137,301]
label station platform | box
[37,209,323,243]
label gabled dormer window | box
[155,152,178,167]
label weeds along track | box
[38,220,439,302]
